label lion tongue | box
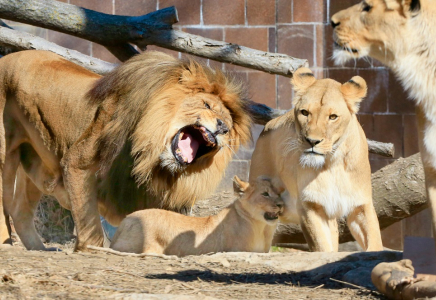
[179,132,199,163]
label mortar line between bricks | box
[178,25,278,29]
[313,24,317,67]
[244,0,248,26]
[200,0,204,26]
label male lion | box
[110,176,284,256]
[249,68,383,252]
[331,0,436,249]
[0,50,251,251]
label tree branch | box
[0,26,116,74]
[0,0,308,74]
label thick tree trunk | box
[0,0,308,75]
[273,153,427,245]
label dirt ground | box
[0,192,398,300]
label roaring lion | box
[331,0,436,248]
[0,50,252,251]
[249,68,383,252]
[109,176,284,256]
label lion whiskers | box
[224,143,238,158]
[283,137,302,155]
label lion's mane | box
[88,51,252,212]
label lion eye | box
[204,102,211,109]
[262,192,269,197]
[362,2,372,12]
[301,109,309,117]
[329,114,338,120]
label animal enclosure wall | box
[5,0,428,249]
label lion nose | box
[216,119,229,135]
[275,199,284,210]
[331,20,340,28]
[305,137,322,147]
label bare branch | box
[0,0,308,74]
[0,26,116,75]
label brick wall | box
[6,0,430,249]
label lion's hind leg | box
[0,113,8,245]
[347,204,383,251]
[8,165,46,250]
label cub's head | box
[291,68,367,169]
[331,0,421,65]
[233,176,285,224]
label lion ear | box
[385,0,420,14]
[341,76,367,114]
[233,176,249,195]
[291,67,316,93]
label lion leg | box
[62,163,103,251]
[2,149,21,246]
[299,202,336,252]
[9,165,47,250]
[0,115,8,245]
[347,204,383,251]
[328,218,339,252]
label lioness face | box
[291,68,367,169]
[331,0,420,66]
[234,176,285,223]
[294,81,352,169]
[163,93,233,169]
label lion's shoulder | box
[264,110,294,132]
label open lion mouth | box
[264,211,279,221]
[334,41,359,54]
[171,125,217,165]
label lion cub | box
[249,68,383,252]
[110,176,284,256]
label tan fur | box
[331,0,436,250]
[0,50,251,251]
[109,176,284,256]
[249,69,383,252]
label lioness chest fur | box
[249,68,383,252]
[331,0,436,250]
[110,176,284,256]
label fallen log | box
[0,0,308,75]
[0,24,395,158]
[273,153,427,244]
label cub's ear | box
[233,176,249,195]
[341,76,367,114]
[291,67,316,93]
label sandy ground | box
[0,192,398,299]
[0,244,399,300]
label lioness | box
[249,68,383,252]
[109,176,284,256]
[0,50,252,251]
[331,0,436,248]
